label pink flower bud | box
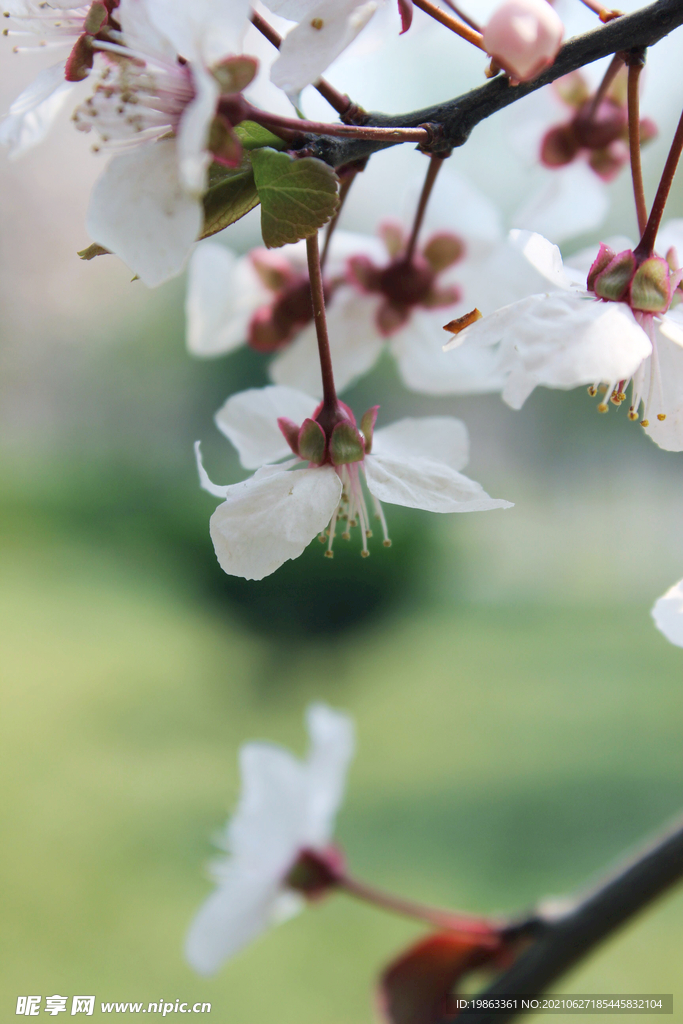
[483,0,564,84]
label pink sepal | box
[277,417,301,456]
[397,0,413,33]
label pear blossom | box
[195,385,511,580]
[0,0,120,157]
[444,226,683,450]
[652,578,683,648]
[186,703,354,974]
[76,0,255,286]
[265,0,382,98]
[483,0,563,84]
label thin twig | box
[297,0,683,168]
[438,0,481,33]
[412,0,486,50]
[447,814,683,1024]
[587,52,624,120]
[636,105,683,257]
[306,234,338,415]
[246,105,429,145]
[404,154,444,261]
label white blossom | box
[652,578,683,649]
[186,703,354,975]
[195,385,512,580]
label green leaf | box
[77,242,110,260]
[250,148,340,249]
[234,121,286,151]
[200,165,260,240]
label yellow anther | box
[360,549,370,558]
[365,529,373,538]
[598,383,608,393]
[310,16,323,28]
[628,409,639,421]
[587,386,597,397]
[348,518,357,527]
[341,531,350,541]
[597,403,608,413]
[641,419,650,427]
[383,539,392,548]
[318,534,326,543]
[657,413,667,421]
[324,550,334,559]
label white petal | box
[512,162,608,244]
[143,0,252,64]
[118,0,178,59]
[391,309,507,395]
[228,743,310,869]
[195,441,231,498]
[659,309,683,348]
[408,167,503,251]
[86,140,201,287]
[303,703,355,847]
[0,64,74,158]
[271,0,378,95]
[508,229,573,290]
[655,219,683,260]
[187,244,268,357]
[448,292,651,408]
[641,326,683,452]
[264,0,321,18]
[209,465,342,579]
[652,578,683,648]
[215,385,319,469]
[565,235,635,280]
[176,64,218,195]
[364,454,512,514]
[372,416,470,472]
[269,288,383,396]
[185,871,281,974]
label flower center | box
[248,276,334,353]
[320,463,391,560]
[573,97,626,151]
[377,256,436,308]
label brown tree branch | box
[294,0,683,167]
[453,814,683,1024]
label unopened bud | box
[483,0,564,84]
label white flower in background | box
[483,0,563,84]
[652,579,683,648]
[265,0,381,98]
[79,0,254,286]
[445,226,683,450]
[0,0,119,157]
[186,703,354,975]
[506,68,657,243]
[185,230,382,359]
[195,385,512,580]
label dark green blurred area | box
[1,282,683,1021]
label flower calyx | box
[64,0,120,82]
[541,69,657,182]
[248,249,338,353]
[588,243,683,314]
[347,222,464,337]
[209,57,259,168]
[278,401,379,467]
[284,846,345,900]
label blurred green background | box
[2,1,683,1018]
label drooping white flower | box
[79,0,254,286]
[652,578,683,648]
[186,703,354,975]
[266,0,381,98]
[445,227,683,450]
[195,384,512,580]
[0,0,118,157]
[483,0,563,84]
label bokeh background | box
[1,0,683,1019]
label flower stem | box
[627,57,648,236]
[339,872,500,941]
[306,233,339,416]
[587,52,623,120]
[412,0,486,51]
[321,167,359,271]
[404,153,445,262]
[636,105,683,258]
[244,104,429,145]
[439,0,481,32]
[577,0,621,21]
[250,12,351,116]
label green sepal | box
[359,405,379,454]
[200,163,260,240]
[298,418,326,465]
[234,121,287,151]
[593,249,636,301]
[630,256,672,313]
[330,421,365,466]
[250,147,340,249]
